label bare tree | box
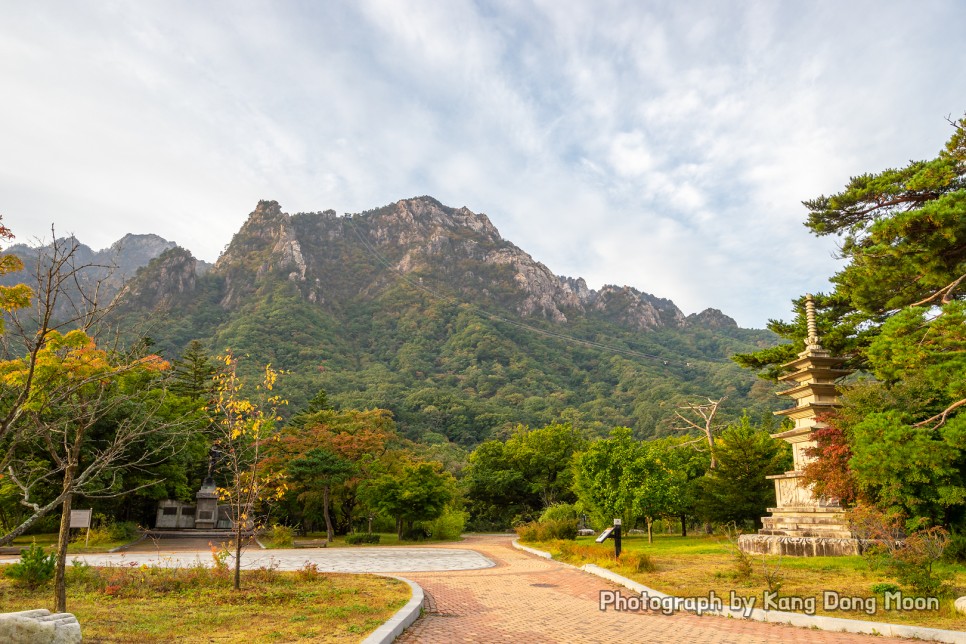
[673,397,726,469]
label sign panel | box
[69,509,92,529]
[595,527,614,543]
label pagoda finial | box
[805,294,821,349]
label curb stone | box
[362,576,424,644]
[511,540,966,643]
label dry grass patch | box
[0,560,409,642]
[527,535,966,631]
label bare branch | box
[672,397,725,469]
[914,398,966,430]
[909,272,966,308]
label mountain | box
[12,197,783,444]
[117,197,783,443]
[1,234,212,316]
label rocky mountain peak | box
[120,246,200,307]
[170,197,690,331]
[687,308,738,329]
[108,234,178,278]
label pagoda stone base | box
[740,506,864,556]
[760,506,852,539]
[738,533,865,557]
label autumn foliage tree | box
[267,405,397,537]
[801,417,859,506]
[207,351,285,590]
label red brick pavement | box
[396,534,916,643]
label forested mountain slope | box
[27,197,785,444]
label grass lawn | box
[0,561,409,642]
[12,532,138,554]
[524,533,966,631]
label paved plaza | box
[0,533,931,642]
[397,535,916,644]
[55,540,495,574]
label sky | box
[1,1,964,328]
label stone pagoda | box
[739,295,861,556]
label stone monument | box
[739,295,862,556]
[194,476,219,530]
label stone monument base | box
[738,533,866,557]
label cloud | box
[1,0,963,327]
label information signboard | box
[595,527,614,543]
[69,509,92,529]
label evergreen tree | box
[734,114,966,530]
[170,340,216,400]
[693,416,790,527]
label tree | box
[364,460,455,539]
[625,440,684,542]
[800,417,859,506]
[503,423,585,508]
[267,407,397,535]
[0,232,193,612]
[207,351,285,590]
[0,218,32,332]
[463,439,530,527]
[170,340,216,400]
[573,428,698,540]
[286,448,355,544]
[659,437,711,536]
[734,114,966,530]
[572,427,638,526]
[673,398,725,469]
[464,423,585,529]
[693,415,790,527]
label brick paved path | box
[397,534,913,643]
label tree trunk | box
[234,520,242,591]
[323,485,334,545]
[680,514,687,537]
[396,517,403,540]
[646,517,653,544]
[54,468,75,613]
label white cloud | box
[1,0,963,328]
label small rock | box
[0,609,82,644]
[955,596,966,615]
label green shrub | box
[870,582,901,595]
[515,518,578,542]
[401,526,430,541]
[5,542,56,588]
[108,521,140,542]
[345,533,381,544]
[72,521,141,546]
[264,524,294,548]
[424,509,467,541]
[539,503,578,523]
